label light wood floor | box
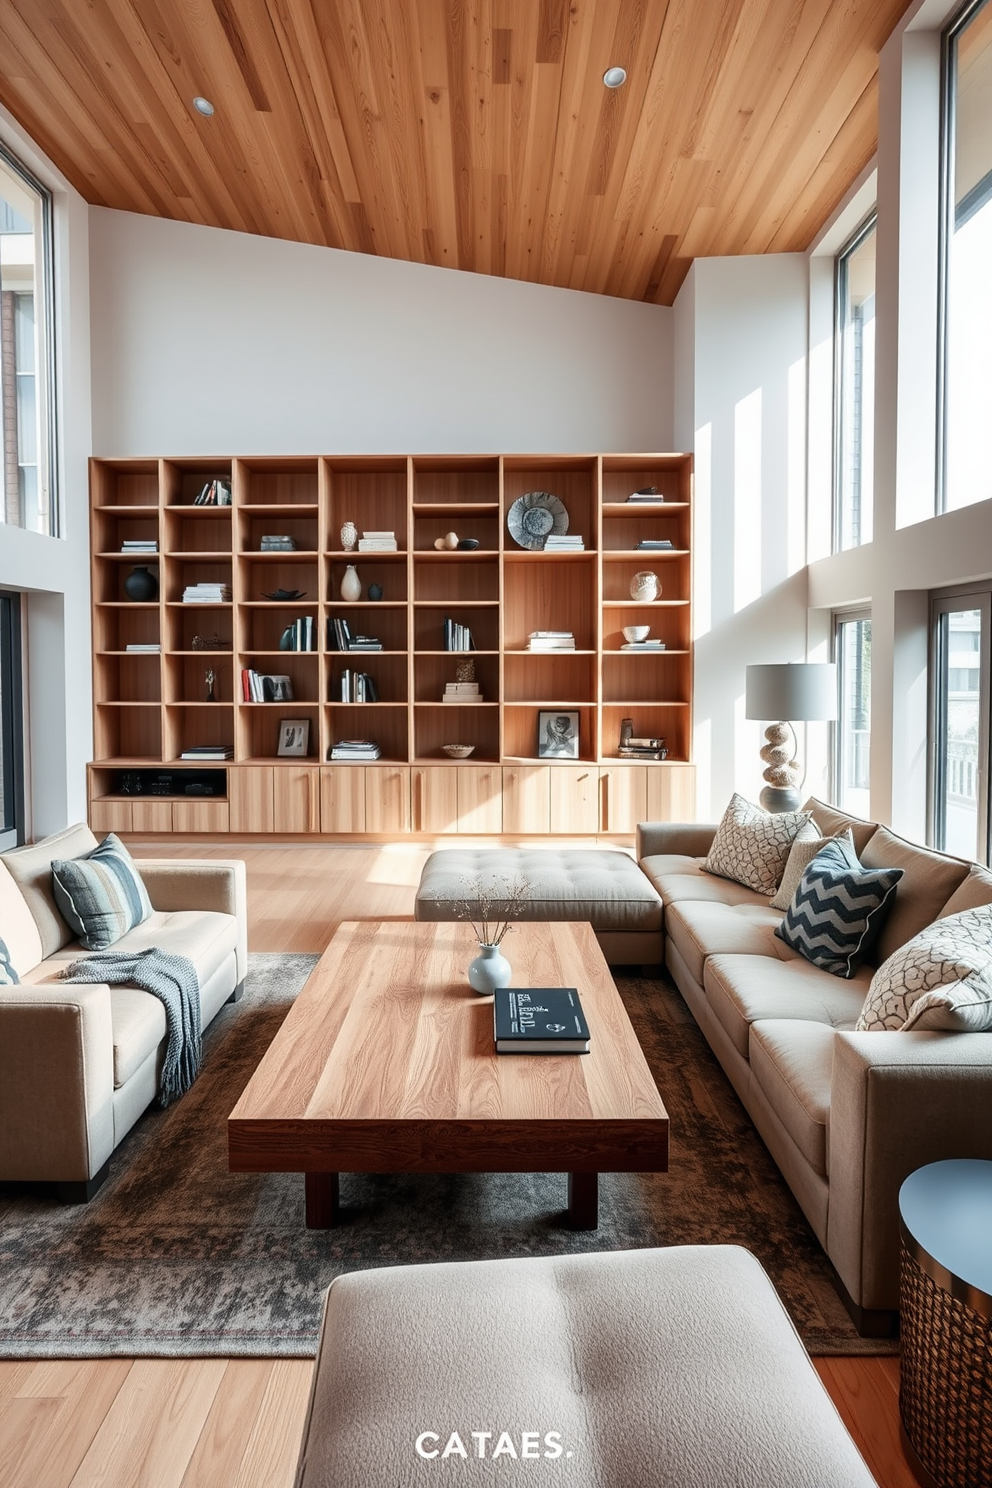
[0,840,919,1488]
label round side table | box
[899,1159,992,1488]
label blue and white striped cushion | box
[775,838,903,979]
[51,834,153,950]
[0,936,20,985]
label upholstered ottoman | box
[295,1245,877,1488]
[414,848,663,965]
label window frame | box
[831,607,872,814]
[0,592,24,850]
[832,212,877,553]
[0,138,58,537]
[928,584,992,862]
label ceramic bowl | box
[441,744,475,759]
[623,625,650,643]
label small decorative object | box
[442,743,475,758]
[204,668,216,702]
[444,531,459,550]
[457,537,480,551]
[191,633,227,651]
[507,491,569,550]
[262,588,306,602]
[745,663,838,813]
[340,565,362,601]
[123,565,158,602]
[623,625,650,643]
[340,521,358,552]
[630,570,660,601]
[620,717,634,747]
[456,659,476,683]
[367,582,383,601]
[277,718,310,757]
[434,537,447,550]
[538,710,580,759]
[456,873,531,996]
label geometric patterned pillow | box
[0,935,20,985]
[702,793,814,896]
[50,833,153,950]
[775,837,903,978]
[857,904,992,1032]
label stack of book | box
[120,538,158,554]
[443,680,481,703]
[329,739,381,760]
[336,670,379,702]
[494,987,591,1055]
[241,670,294,702]
[125,642,161,653]
[283,616,315,651]
[618,735,668,761]
[527,630,575,651]
[626,487,664,504]
[620,638,667,651]
[260,535,297,552]
[636,538,674,550]
[193,480,232,506]
[543,535,585,552]
[357,530,398,552]
[180,743,234,761]
[328,617,383,651]
[183,582,231,603]
[443,618,475,651]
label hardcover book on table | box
[493,987,590,1054]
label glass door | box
[931,593,990,860]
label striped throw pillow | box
[775,837,903,978]
[0,935,20,985]
[51,834,153,950]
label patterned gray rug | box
[0,953,896,1358]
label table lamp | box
[745,663,838,813]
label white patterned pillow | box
[702,793,814,896]
[857,905,992,1032]
[769,827,855,911]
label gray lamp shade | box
[745,663,838,722]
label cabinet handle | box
[308,771,318,833]
[601,772,609,832]
[414,771,422,832]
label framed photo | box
[537,710,580,759]
[277,718,310,757]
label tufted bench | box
[294,1245,878,1488]
[414,847,663,965]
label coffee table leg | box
[305,1172,340,1228]
[567,1172,599,1230]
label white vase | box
[340,564,362,601]
[468,943,512,996]
[340,522,357,552]
[630,570,660,601]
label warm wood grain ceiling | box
[0,0,912,305]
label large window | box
[834,217,876,550]
[940,0,992,513]
[0,594,24,850]
[0,144,56,535]
[833,611,872,818]
[930,591,990,861]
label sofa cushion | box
[749,1020,836,1175]
[860,825,970,962]
[769,828,854,912]
[802,797,879,856]
[857,905,992,1033]
[776,838,902,978]
[641,857,778,910]
[665,901,792,986]
[51,834,153,950]
[0,823,99,958]
[938,863,992,919]
[704,953,870,1058]
[0,860,44,974]
[110,988,167,1087]
[703,794,812,895]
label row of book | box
[636,538,674,549]
[335,670,379,703]
[260,535,297,551]
[241,670,294,702]
[180,743,234,760]
[193,480,232,506]
[282,616,316,651]
[183,583,232,603]
[443,681,481,703]
[357,530,398,552]
[329,739,381,760]
[328,617,383,652]
[543,535,585,552]
[626,488,665,503]
[443,618,476,651]
[120,539,158,554]
[620,639,666,651]
[527,630,575,651]
[125,642,161,652]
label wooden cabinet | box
[600,766,648,834]
[500,765,550,834]
[89,799,133,834]
[229,766,275,833]
[457,765,502,833]
[549,766,599,834]
[320,767,366,832]
[129,800,176,833]
[365,766,411,833]
[646,764,696,822]
[172,799,230,832]
[273,766,320,833]
[412,767,459,833]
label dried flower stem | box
[454,874,530,946]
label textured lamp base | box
[759,786,803,814]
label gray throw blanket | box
[59,947,201,1106]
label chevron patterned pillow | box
[702,793,813,896]
[775,837,903,978]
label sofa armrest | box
[827,1030,992,1313]
[136,858,248,984]
[0,983,115,1183]
[637,822,718,860]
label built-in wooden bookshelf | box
[89,454,694,835]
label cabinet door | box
[320,767,366,832]
[229,766,275,832]
[600,766,648,833]
[548,765,599,834]
[412,767,459,833]
[365,766,411,833]
[501,765,550,834]
[90,800,133,834]
[646,765,696,822]
[130,800,174,832]
[273,766,320,833]
[172,799,230,833]
[457,765,502,833]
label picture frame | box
[277,718,310,758]
[537,710,580,759]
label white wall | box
[675,254,812,817]
[0,105,92,836]
[88,209,674,457]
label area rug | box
[0,953,896,1358]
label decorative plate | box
[507,491,568,550]
[263,588,306,601]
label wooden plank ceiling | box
[0,0,912,305]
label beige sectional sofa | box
[638,798,992,1332]
[0,823,247,1201]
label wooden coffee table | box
[228,920,669,1230]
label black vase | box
[123,565,158,602]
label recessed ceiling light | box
[603,66,627,89]
[192,96,215,117]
